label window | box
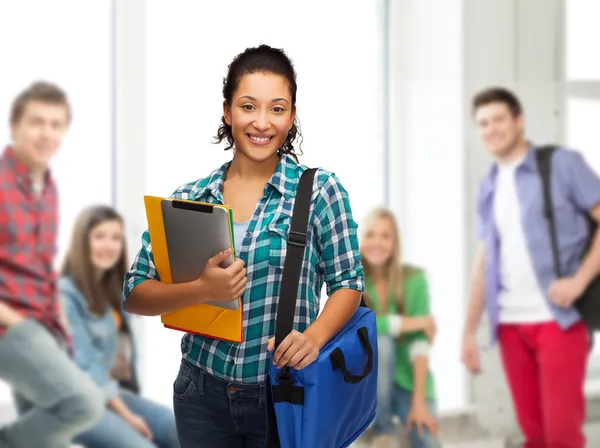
[566,99,600,171]
[566,0,600,81]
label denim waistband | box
[181,358,265,400]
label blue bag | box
[265,168,378,448]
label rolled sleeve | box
[104,378,120,400]
[409,339,431,360]
[567,151,600,212]
[476,210,485,241]
[122,230,160,304]
[314,173,364,296]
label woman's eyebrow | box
[238,95,290,104]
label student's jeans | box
[172,358,266,448]
[373,335,440,448]
[0,319,105,448]
[70,389,180,448]
[499,321,589,448]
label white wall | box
[389,0,467,414]
[0,0,113,406]
[118,0,387,407]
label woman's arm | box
[123,230,198,315]
[404,271,435,406]
[61,291,119,401]
[381,314,436,339]
[404,272,439,436]
[108,395,153,440]
[269,173,363,369]
[304,289,362,350]
[108,394,135,420]
[306,174,363,345]
[411,346,430,407]
[124,231,246,316]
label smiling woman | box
[214,45,302,164]
[122,44,365,447]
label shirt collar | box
[3,146,31,180]
[2,146,52,187]
[485,141,537,181]
[204,153,300,202]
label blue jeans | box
[373,335,396,434]
[0,319,105,448]
[373,335,440,448]
[172,359,266,448]
[74,389,179,448]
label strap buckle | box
[288,231,307,247]
[277,370,294,386]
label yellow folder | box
[143,195,243,343]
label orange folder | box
[143,196,243,343]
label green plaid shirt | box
[123,154,364,383]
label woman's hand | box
[109,396,153,441]
[397,315,437,343]
[125,413,154,440]
[406,402,439,438]
[267,330,320,370]
[196,249,246,303]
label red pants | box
[498,321,589,448]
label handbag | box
[265,168,378,447]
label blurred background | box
[1,0,599,445]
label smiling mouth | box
[247,134,274,144]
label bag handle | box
[329,326,373,384]
[535,145,561,277]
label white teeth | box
[249,135,271,143]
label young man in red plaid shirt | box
[0,82,104,447]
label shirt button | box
[245,232,252,238]
[257,207,262,213]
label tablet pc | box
[161,199,240,310]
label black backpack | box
[536,145,600,330]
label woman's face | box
[224,72,296,163]
[89,219,124,272]
[361,216,396,268]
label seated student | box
[60,205,179,448]
[360,208,440,448]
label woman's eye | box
[273,107,284,113]
[242,104,254,111]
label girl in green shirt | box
[360,208,440,448]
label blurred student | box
[60,205,179,448]
[461,87,600,447]
[361,208,440,448]
[0,81,104,447]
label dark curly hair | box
[213,44,303,160]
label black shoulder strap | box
[535,145,561,277]
[266,168,317,448]
[274,167,318,349]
